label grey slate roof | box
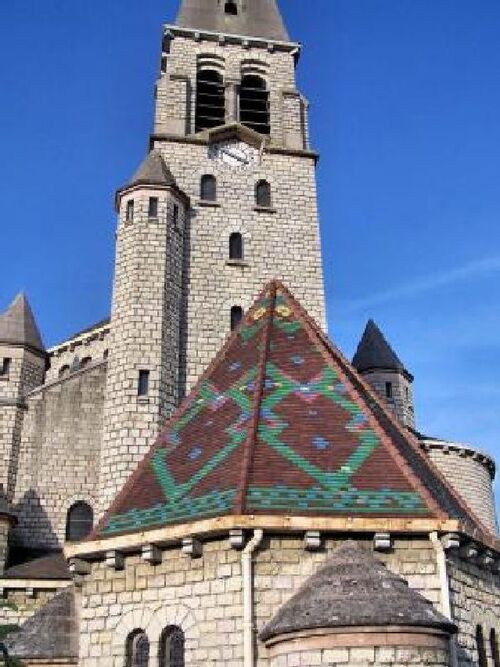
[352,319,409,376]
[175,0,290,42]
[5,590,78,660]
[126,150,177,189]
[260,541,456,641]
[4,550,70,580]
[0,293,45,352]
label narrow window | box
[103,350,109,360]
[476,626,488,667]
[195,69,225,132]
[126,200,135,222]
[229,233,243,260]
[385,382,393,399]
[126,630,150,667]
[0,358,11,376]
[59,365,70,378]
[224,1,238,15]
[255,180,272,208]
[200,174,217,202]
[148,197,159,218]
[230,306,243,331]
[159,626,185,667]
[65,502,93,542]
[173,203,179,228]
[80,357,92,369]
[239,74,270,135]
[491,629,500,667]
[138,370,150,397]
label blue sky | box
[0,1,499,512]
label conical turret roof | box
[352,319,410,377]
[0,293,45,353]
[260,541,456,640]
[175,0,290,42]
[126,150,177,189]
[95,281,485,540]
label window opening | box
[127,630,150,667]
[229,233,243,260]
[385,382,393,399]
[491,629,500,667]
[255,180,272,208]
[126,200,135,222]
[239,75,270,134]
[0,358,11,376]
[159,626,185,667]
[200,175,217,202]
[195,69,225,132]
[231,306,243,331]
[138,370,150,397]
[173,204,179,228]
[80,357,92,369]
[59,365,70,378]
[66,501,93,542]
[224,1,238,15]
[148,197,159,218]
[476,626,488,667]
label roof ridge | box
[235,283,277,514]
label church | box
[0,1,498,666]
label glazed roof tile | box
[95,281,488,539]
[260,540,456,640]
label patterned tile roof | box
[95,281,483,539]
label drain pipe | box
[430,532,457,667]
[242,529,264,667]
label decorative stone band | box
[47,321,110,359]
[420,438,496,479]
[264,626,452,655]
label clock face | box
[208,140,258,169]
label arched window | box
[491,629,500,667]
[255,180,272,208]
[65,501,93,542]
[476,626,488,667]
[126,630,150,667]
[80,357,92,369]
[200,174,217,202]
[230,306,243,331]
[239,74,270,135]
[229,233,243,260]
[195,69,225,132]
[59,365,70,378]
[225,1,238,15]
[159,626,185,667]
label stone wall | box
[360,368,415,430]
[447,554,500,667]
[46,324,110,384]
[77,535,445,667]
[12,363,106,549]
[268,645,450,667]
[0,588,59,626]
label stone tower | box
[0,294,46,499]
[99,0,326,510]
[352,319,415,429]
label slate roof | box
[95,281,485,540]
[175,0,290,42]
[0,487,16,523]
[125,151,177,190]
[0,293,45,353]
[352,319,410,377]
[5,590,78,660]
[3,550,70,580]
[260,541,456,640]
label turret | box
[0,294,46,496]
[352,319,415,429]
[98,151,189,513]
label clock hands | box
[220,147,250,165]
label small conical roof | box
[0,293,45,353]
[175,0,290,42]
[126,151,177,189]
[260,541,456,641]
[352,319,409,376]
[0,485,16,523]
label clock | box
[208,141,258,169]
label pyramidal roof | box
[95,281,486,540]
[352,319,410,377]
[175,0,290,42]
[260,541,456,641]
[126,151,177,190]
[0,293,45,353]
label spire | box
[352,319,410,377]
[175,0,290,42]
[0,293,45,353]
[126,150,177,189]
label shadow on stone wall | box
[11,490,59,549]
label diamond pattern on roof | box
[96,282,471,538]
